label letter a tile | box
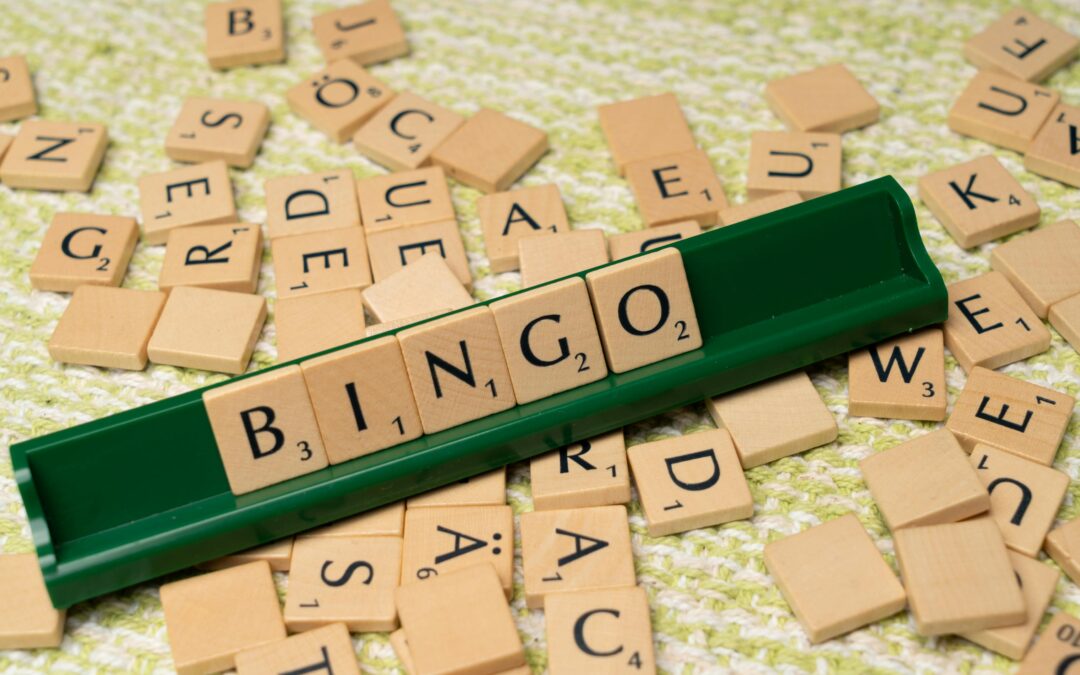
[479,183,569,272]
[0,120,108,192]
[944,271,1050,371]
[746,131,841,200]
[597,93,697,176]
[947,71,1059,153]
[991,220,1080,318]
[545,587,656,674]
[530,430,630,511]
[400,505,514,596]
[235,623,360,675]
[847,328,947,421]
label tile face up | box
[531,431,630,511]
[353,91,464,171]
[0,55,36,122]
[148,286,266,374]
[400,505,514,595]
[287,60,394,143]
[1050,293,1080,353]
[205,0,285,69]
[746,131,841,200]
[1025,103,1080,188]
[765,63,880,133]
[0,120,108,192]
[48,286,166,370]
[625,148,728,228]
[943,271,1050,371]
[598,93,697,176]
[431,108,548,193]
[274,288,366,363]
[365,218,471,286]
[0,554,66,649]
[235,623,360,675]
[991,220,1080,318]
[361,252,471,324]
[272,227,373,299]
[138,161,238,245]
[545,587,657,675]
[406,469,506,509]
[30,213,139,292]
[947,71,1060,153]
[312,0,408,66]
[716,191,802,227]
[1016,612,1080,675]
[479,183,569,273]
[847,328,947,421]
[519,230,609,288]
[763,514,906,644]
[264,170,360,240]
[158,222,262,294]
[964,7,1080,82]
[355,166,455,233]
[165,97,270,168]
[609,220,701,261]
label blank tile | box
[272,227,373,299]
[312,0,408,66]
[48,286,166,370]
[205,0,285,69]
[235,623,359,675]
[545,587,656,674]
[847,328,947,421]
[148,286,266,374]
[400,505,514,595]
[1025,103,1080,188]
[991,220,1080,318]
[0,55,36,122]
[705,371,837,468]
[1016,612,1080,674]
[361,253,472,324]
[287,60,394,143]
[431,108,548,193]
[199,538,294,572]
[597,93,696,176]
[275,288,366,362]
[366,219,471,286]
[303,502,404,538]
[964,7,1079,82]
[765,63,880,133]
[138,161,238,245]
[30,212,138,292]
[479,183,569,273]
[530,430,630,511]
[763,514,906,644]
[356,166,455,233]
[0,554,66,649]
[944,271,1050,371]
[158,222,262,294]
[165,97,270,168]
[0,120,107,192]
[1046,516,1080,585]
[609,220,701,261]
[626,148,728,227]
[519,229,609,288]
[746,131,841,200]
[947,71,1059,153]
[716,191,802,227]
[406,469,506,509]
[353,91,464,171]
[264,170,360,240]
[1049,293,1080,353]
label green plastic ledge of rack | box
[12,176,946,608]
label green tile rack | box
[12,176,946,608]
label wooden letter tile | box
[765,63,880,133]
[275,288,366,362]
[847,328,947,421]
[0,120,107,192]
[609,220,701,261]
[746,131,841,200]
[716,191,802,227]
[1017,612,1080,674]
[947,367,1074,465]
[763,514,906,644]
[431,108,548,193]
[272,227,372,299]
[628,428,752,536]
[356,166,455,233]
[1050,293,1080,354]
[165,97,270,169]
[585,247,700,373]
[205,0,285,69]
[400,505,514,595]
[354,91,464,171]
[545,587,656,674]
[0,554,66,649]
[625,148,728,228]
[361,253,471,324]
[312,0,408,66]
[479,183,569,273]
[304,502,404,538]
[406,468,506,509]
[964,7,1079,82]
[893,518,1024,636]
[519,229,609,288]
[705,371,837,468]
[301,335,422,463]
[991,220,1080,318]
[48,286,166,370]
[597,93,697,176]
[1046,516,1080,585]
[235,623,359,675]
[284,535,401,632]
[138,161,237,245]
[1025,103,1080,188]
[203,364,329,495]
[530,430,630,511]
[944,271,1050,371]
[148,286,266,374]
[388,629,414,675]
[918,155,1039,249]
[199,538,294,572]
[265,170,360,240]
[366,310,446,337]
[947,71,1060,153]
[287,60,394,143]
[0,133,12,166]
[30,213,138,292]
[366,219,471,286]
[160,561,286,675]
[0,55,36,122]
[159,223,262,294]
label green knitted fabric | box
[1,0,1078,672]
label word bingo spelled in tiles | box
[479,183,569,272]
[625,148,728,227]
[431,108,548,193]
[312,0,408,66]
[234,623,360,675]
[519,229,608,288]
[530,430,631,511]
[545,587,657,674]
[400,505,514,595]
[943,271,1050,371]
[264,170,360,239]
[0,121,107,192]
[406,468,505,509]
[272,226,372,298]
[746,131,841,199]
[287,60,393,143]
[597,93,697,176]
[365,218,470,285]
[353,91,464,171]
[764,63,880,133]
[847,328,947,421]
[1025,103,1080,188]
[274,288,366,362]
[991,220,1080,318]
[608,220,701,261]
[947,71,1060,152]
[0,554,65,649]
[964,7,1080,82]
[715,191,801,227]
[360,252,471,323]
[961,551,1059,660]
[138,160,237,245]
[158,222,262,294]
[30,213,138,292]
[0,55,36,122]
[165,97,270,168]
[356,166,455,232]
[147,286,266,374]
[48,286,166,370]
[1017,612,1080,674]
[204,0,285,70]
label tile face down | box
[205,0,285,69]
[361,252,471,324]
[0,554,66,649]
[765,63,880,133]
[430,108,548,193]
[48,286,166,370]
[943,271,1050,371]
[148,286,266,374]
[991,220,1080,318]
[519,230,608,289]
[30,212,138,292]
[274,288,366,363]
[597,93,697,176]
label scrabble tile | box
[545,587,656,674]
[763,514,906,644]
[284,535,401,632]
[235,623,359,675]
[400,505,514,595]
[944,271,1050,371]
[705,371,837,468]
[396,563,525,675]
[1046,516,1080,585]
[0,55,36,122]
[961,551,1059,660]
[0,120,107,192]
[203,364,329,495]
[628,428,752,537]
[0,554,66,649]
[491,277,608,404]
[597,93,697,176]
[30,213,138,292]
[918,155,1039,249]
[353,91,464,171]
[609,221,701,261]
[389,629,415,674]
[165,97,270,169]
[0,133,12,165]
[1049,293,1080,353]
[947,367,1074,465]
[519,229,609,288]
[1016,612,1080,674]
[971,444,1068,557]
[894,518,1025,636]
[991,220,1080,318]
[746,131,841,200]
[847,328,947,421]
[530,430,630,511]
[272,227,373,299]
[200,538,294,572]
[48,286,166,370]
[205,0,285,69]
[964,7,1079,82]
[431,108,548,193]
[520,505,636,609]
[301,335,422,464]
[479,183,569,272]
[148,286,266,374]
[304,502,404,538]
[586,247,701,373]
[366,219,471,287]
[765,63,880,133]
[265,170,360,240]
[365,310,446,337]
[138,161,238,245]
[947,71,1060,153]
[312,0,408,66]
[625,148,728,228]
[361,253,471,324]
[859,428,988,530]
[158,223,262,294]
[287,60,394,143]
[716,191,802,227]
[407,469,506,508]
[356,166,455,233]
[1025,103,1080,188]
[275,288,366,362]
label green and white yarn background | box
[1,0,1079,672]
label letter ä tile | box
[746,131,841,200]
[361,253,472,324]
[138,161,238,245]
[47,286,166,370]
[943,271,1049,371]
[264,170,361,240]
[147,286,266,374]
[287,60,394,143]
[354,91,464,171]
[30,212,138,292]
[764,63,880,133]
[545,587,656,674]
[235,623,360,675]
[205,0,285,70]
[400,505,514,595]
[0,120,108,192]
[530,430,631,511]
